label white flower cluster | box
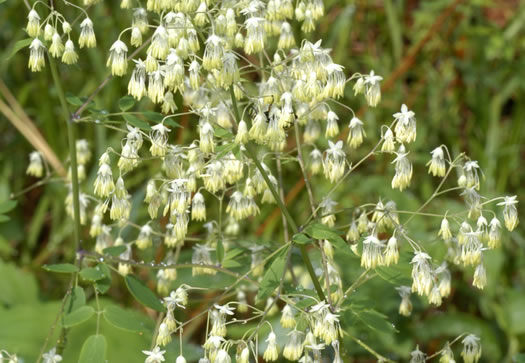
[26,6,96,72]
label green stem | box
[48,56,81,252]
[229,87,326,302]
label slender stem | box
[294,123,316,215]
[275,156,289,242]
[229,87,326,302]
[48,56,82,252]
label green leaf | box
[66,94,84,106]
[102,245,126,257]
[214,127,233,138]
[0,200,17,214]
[0,215,10,223]
[292,233,313,245]
[80,267,106,281]
[164,118,181,128]
[123,113,151,131]
[63,306,95,328]
[95,264,112,294]
[43,263,79,274]
[4,38,32,61]
[78,335,107,363]
[305,223,351,255]
[142,111,165,122]
[65,286,86,312]
[118,96,136,111]
[103,305,151,333]
[216,239,224,264]
[356,309,398,333]
[256,246,289,302]
[125,275,166,312]
[222,248,244,268]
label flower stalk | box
[48,55,81,251]
[229,87,326,302]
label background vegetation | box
[0,0,524,361]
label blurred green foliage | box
[1,0,524,362]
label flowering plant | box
[2,0,520,362]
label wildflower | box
[488,217,501,249]
[440,342,455,363]
[461,334,482,363]
[320,197,337,227]
[249,111,268,144]
[149,123,170,157]
[156,322,172,346]
[49,33,64,58]
[309,149,323,175]
[438,217,453,241]
[461,231,482,266]
[325,111,339,138]
[347,117,366,149]
[382,128,396,153]
[143,346,166,363]
[237,347,250,363]
[125,60,146,100]
[235,120,249,144]
[463,160,481,189]
[497,195,519,231]
[280,304,296,328]
[27,151,44,177]
[323,240,334,259]
[361,234,384,269]
[79,18,96,48]
[192,244,216,276]
[346,220,360,242]
[42,347,62,363]
[410,345,426,363]
[149,26,169,60]
[203,35,223,70]
[26,10,40,37]
[410,251,433,296]
[323,140,346,183]
[94,157,114,198]
[62,39,79,65]
[161,91,177,114]
[44,24,55,41]
[191,192,206,221]
[203,161,226,193]
[136,224,153,249]
[199,122,215,153]
[363,70,382,107]
[117,243,132,276]
[278,22,296,49]
[436,263,451,297]
[176,356,186,363]
[148,70,165,104]
[264,331,279,361]
[384,236,399,266]
[128,26,143,47]
[283,330,304,361]
[76,139,92,164]
[28,38,45,72]
[391,145,413,191]
[473,263,487,289]
[428,146,446,177]
[107,40,128,76]
[396,286,412,316]
[428,285,442,306]
[394,104,417,143]
[215,349,231,363]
